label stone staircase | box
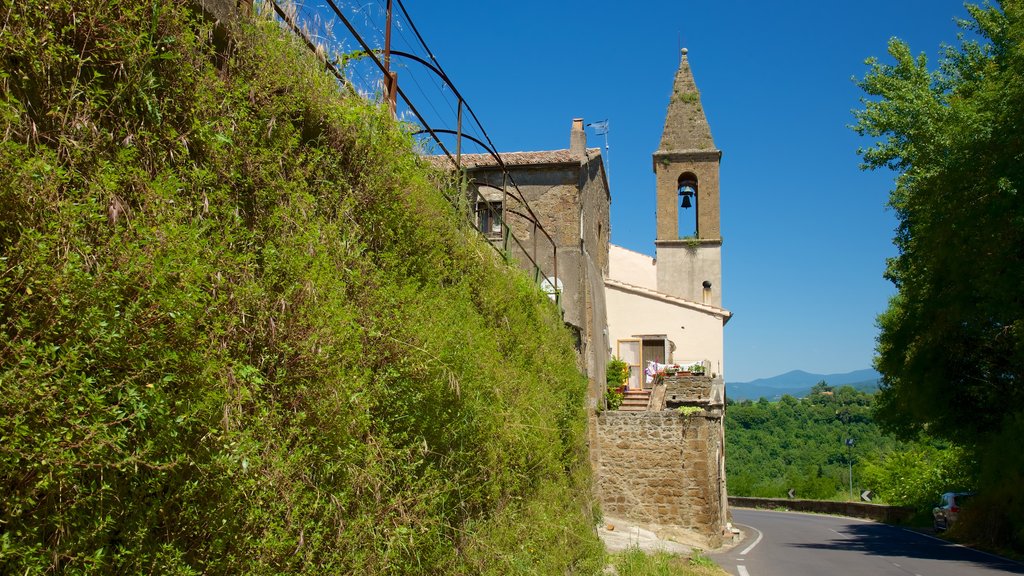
[618,388,651,412]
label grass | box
[609,548,729,576]
[0,1,604,573]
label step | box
[618,390,651,411]
[622,389,650,396]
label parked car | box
[933,491,974,532]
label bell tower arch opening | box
[677,172,698,238]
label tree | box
[852,0,1024,549]
[724,385,903,500]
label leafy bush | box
[859,441,975,510]
[604,357,628,410]
[607,357,629,388]
[0,1,601,573]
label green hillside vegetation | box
[726,384,972,509]
[0,1,604,573]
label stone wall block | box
[595,410,724,547]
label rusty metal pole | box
[499,174,507,212]
[456,100,463,169]
[388,71,398,116]
[456,101,464,220]
[553,246,559,304]
[500,172,508,243]
[384,0,397,117]
[533,220,538,276]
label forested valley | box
[725,383,972,511]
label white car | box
[932,492,974,532]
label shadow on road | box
[789,523,1024,574]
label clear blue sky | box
[297,0,977,382]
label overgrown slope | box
[0,1,602,573]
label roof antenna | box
[586,120,611,183]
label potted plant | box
[689,363,706,376]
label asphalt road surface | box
[711,508,1024,576]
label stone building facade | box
[437,120,611,409]
[653,48,723,308]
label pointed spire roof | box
[658,48,716,152]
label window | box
[476,200,502,235]
[643,338,667,365]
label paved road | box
[711,508,1024,576]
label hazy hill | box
[727,368,881,401]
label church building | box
[605,47,731,391]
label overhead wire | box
[330,2,466,148]
[387,0,560,278]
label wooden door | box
[617,339,642,391]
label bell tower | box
[652,48,723,307]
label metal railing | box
[263,0,561,304]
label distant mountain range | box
[726,368,881,402]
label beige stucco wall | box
[605,280,726,378]
[654,240,722,308]
[608,244,657,290]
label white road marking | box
[739,524,763,555]
[737,565,750,576]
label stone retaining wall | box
[663,374,723,406]
[595,410,725,548]
[728,497,916,524]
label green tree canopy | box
[852,1,1024,446]
[852,0,1024,549]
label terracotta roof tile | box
[422,148,602,170]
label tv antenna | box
[586,120,611,182]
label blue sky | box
[296,0,977,382]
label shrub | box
[604,357,629,410]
